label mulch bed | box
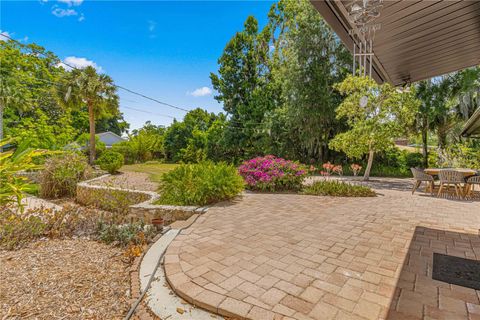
[0,239,131,319]
[89,172,159,192]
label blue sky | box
[1,0,274,130]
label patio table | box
[424,168,477,177]
[424,168,478,197]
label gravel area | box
[0,239,131,319]
[89,171,159,192]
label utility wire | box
[17,75,268,126]
[122,106,175,119]
[1,33,190,113]
[2,34,270,129]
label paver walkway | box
[164,180,480,320]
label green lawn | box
[121,162,179,183]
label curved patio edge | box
[164,229,279,320]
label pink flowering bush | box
[238,155,308,191]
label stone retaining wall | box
[76,175,200,224]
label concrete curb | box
[130,208,220,319]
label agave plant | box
[0,139,48,210]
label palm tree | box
[63,66,119,164]
[415,66,479,165]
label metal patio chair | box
[437,170,466,199]
[411,168,435,195]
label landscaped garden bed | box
[237,155,377,197]
[303,179,376,197]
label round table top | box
[424,168,477,176]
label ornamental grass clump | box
[238,155,308,192]
[303,180,376,197]
[157,161,244,206]
[40,152,92,199]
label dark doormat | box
[432,253,480,290]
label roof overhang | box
[310,0,480,86]
[461,107,480,138]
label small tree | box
[330,76,420,180]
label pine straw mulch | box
[0,239,131,320]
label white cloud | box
[52,7,78,17]
[58,0,83,6]
[148,20,156,32]
[78,13,85,22]
[188,87,212,97]
[58,56,102,72]
[0,30,11,41]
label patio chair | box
[437,170,466,199]
[410,168,435,195]
[465,175,480,198]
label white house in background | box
[96,131,126,148]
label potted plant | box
[151,217,164,231]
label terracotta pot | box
[151,218,164,231]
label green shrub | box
[434,142,480,168]
[303,180,376,197]
[96,150,124,174]
[369,165,411,178]
[404,152,423,168]
[157,161,244,206]
[111,127,164,164]
[40,152,92,199]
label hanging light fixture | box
[348,0,384,27]
[347,0,384,78]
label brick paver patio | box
[164,179,480,320]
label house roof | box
[310,0,480,86]
[461,107,480,138]
[96,131,125,139]
[95,131,126,145]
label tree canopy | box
[330,76,420,179]
[0,40,127,151]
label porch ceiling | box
[310,0,480,86]
[461,107,480,137]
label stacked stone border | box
[76,174,200,224]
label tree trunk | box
[421,117,428,168]
[437,127,447,150]
[88,102,96,165]
[363,150,374,181]
[0,100,3,152]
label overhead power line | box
[115,85,189,112]
[0,33,190,113]
[122,106,176,119]
[1,33,270,130]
